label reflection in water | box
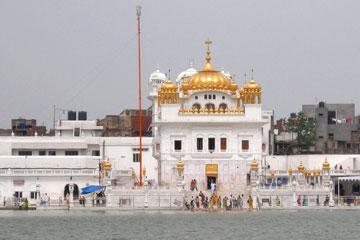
[0,210,359,240]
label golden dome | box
[317,168,321,176]
[177,159,184,169]
[160,79,177,93]
[251,158,258,169]
[271,170,275,178]
[104,158,112,169]
[183,39,232,91]
[323,158,330,168]
[239,87,244,95]
[131,169,135,179]
[289,167,293,176]
[243,72,261,93]
[298,161,304,171]
[143,166,146,176]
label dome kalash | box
[180,39,238,97]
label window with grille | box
[174,140,182,151]
[65,151,78,156]
[220,138,227,151]
[133,153,140,162]
[19,151,32,156]
[197,138,203,151]
[208,138,215,151]
[242,140,249,151]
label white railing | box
[0,168,97,176]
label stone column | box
[106,181,112,207]
[144,176,149,208]
[329,180,334,207]
[292,181,297,207]
[176,159,185,192]
[322,158,330,188]
[36,184,40,207]
[69,183,74,208]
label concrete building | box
[11,118,47,136]
[302,102,360,154]
[0,120,157,206]
[97,108,152,137]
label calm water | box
[0,210,359,240]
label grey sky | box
[0,0,359,129]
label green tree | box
[285,111,316,150]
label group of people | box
[185,192,253,211]
[148,179,158,188]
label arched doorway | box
[64,184,79,200]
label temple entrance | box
[207,176,216,190]
[64,184,79,200]
[205,164,218,190]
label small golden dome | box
[317,168,321,176]
[160,80,177,93]
[251,158,258,169]
[131,169,135,179]
[239,87,244,95]
[177,159,184,169]
[323,158,330,168]
[298,161,304,171]
[182,39,232,91]
[289,167,293,176]
[271,170,275,178]
[104,158,112,169]
[242,71,261,93]
[230,75,238,92]
[142,166,146,176]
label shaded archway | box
[192,103,201,110]
[205,103,215,110]
[219,103,227,110]
[64,184,79,200]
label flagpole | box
[136,5,143,187]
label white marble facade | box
[149,40,271,192]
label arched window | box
[219,103,227,110]
[192,103,201,110]
[205,103,215,110]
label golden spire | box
[205,39,212,63]
[250,69,254,83]
[244,73,247,84]
[232,74,236,82]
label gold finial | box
[167,69,171,81]
[232,74,236,82]
[250,69,254,82]
[205,38,212,63]
[244,74,247,84]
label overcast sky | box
[1,0,359,129]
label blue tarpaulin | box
[81,185,105,195]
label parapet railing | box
[0,168,97,176]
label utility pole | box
[136,5,143,186]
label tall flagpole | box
[136,5,143,187]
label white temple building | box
[148,39,273,194]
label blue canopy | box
[81,185,105,195]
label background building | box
[303,102,360,154]
[97,108,152,137]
